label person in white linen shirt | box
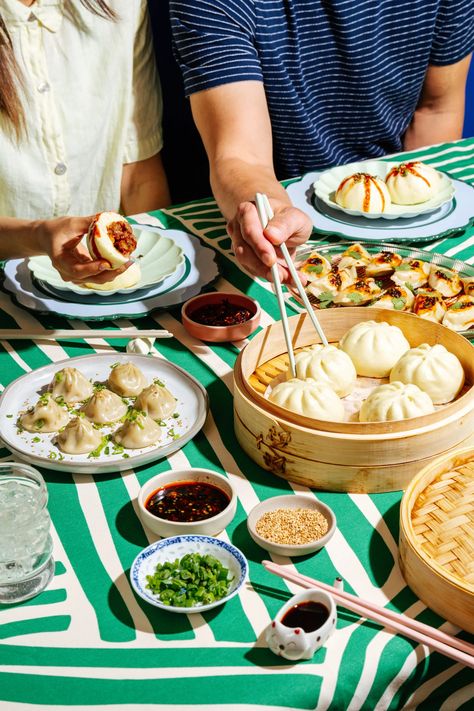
[0,0,170,284]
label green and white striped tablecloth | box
[0,139,473,710]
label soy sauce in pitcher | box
[281,601,329,632]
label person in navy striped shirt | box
[170,1,473,281]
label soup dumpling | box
[134,382,176,420]
[335,173,391,213]
[359,382,434,422]
[290,344,356,397]
[50,367,93,403]
[390,343,465,404]
[114,412,162,449]
[82,388,127,424]
[269,378,345,421]
[57,417,103,454]
[442,295,474,332]
[385,162,440,205]
[21,393,69,433]
[339,320,410,377]
[108,362,146,397]
[368,285,414,312]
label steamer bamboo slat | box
[234,309,474,492]
[399,447,474,633]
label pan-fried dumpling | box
[299,252,331,281]
[21,393,69,433]
[412,291,446,323]
[462,277,474,296]
[339,320,410,377]
[113,412,162,449]
[338,243,371,269]
[306,265,357,300]
[359,382,434,422]
[428,266,462,298]
[81,388,127,423]
[269,378,345,421]
[365,250,402,277]
[390,343,465,404]
[385,162,440,205]
[134,383,176,420]
[442,295,474,332]
[50,367,93,403]
[333,278,382,306]
[57,417,103,454]
[368,285,414,311]
[108,362,146,397]
[290,344,356,397]
[392,259,430,289]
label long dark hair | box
[0,1,117,139]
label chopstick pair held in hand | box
[255,193,328,378]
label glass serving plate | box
[289,242,474,339]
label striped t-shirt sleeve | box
[169,0,262,95]
[430,0,474,65]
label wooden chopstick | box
[256,193,297,378]
[0,329,172,341]
[261,194,328,346]
[263,560,474,669]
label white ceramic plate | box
[1,228,219,320]
[130,535,248,613]
[0,354,208,474]
[28,229,184,296]
[286,171,474,243]
[314,161,454,220]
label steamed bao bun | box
[269,378,345,421]
[289,344,356,397]
[390,343,465,404]
[385,162,440,205]
[339,320,410,377]
[359,381,435,422]
[335,173,391,213]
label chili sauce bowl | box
[247,495,337,557]
[137,468,237,538]
[181,292,260,342]
[130,535,248,614]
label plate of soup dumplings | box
[291,242,474,337]
[0,354,208,473]
[266,319,467,425]
[314,161,454,219]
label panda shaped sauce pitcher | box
[266,588,337,661]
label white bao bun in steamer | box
[86,212,136,269]
[390,343,465,404]
[339,320,410,377]
[335,173,391,213]
[359,381,435,422]
[269,378,345,421]
[385,162,440,205]
[289,344,356,397]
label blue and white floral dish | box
[130,535,248,614]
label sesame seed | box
[255,508,329,545]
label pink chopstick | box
[263,561,474,669]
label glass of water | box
[0,463,54,604]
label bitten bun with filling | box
[86,212,137,269]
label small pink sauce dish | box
[181,292,260,342]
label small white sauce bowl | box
[247,494,336,557]
[137,468,237,538]
[130,534,248,614]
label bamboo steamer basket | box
[234,308,474,492]
[399,447,474,633]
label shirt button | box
[37,82,50,93]
[54,163,67,176]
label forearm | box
[404,107,465,151]
[0,217,43,259]
[210,157,290,221]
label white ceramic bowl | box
[247,495,336,557]
[138,468,237,537]
[130,534,248,613]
